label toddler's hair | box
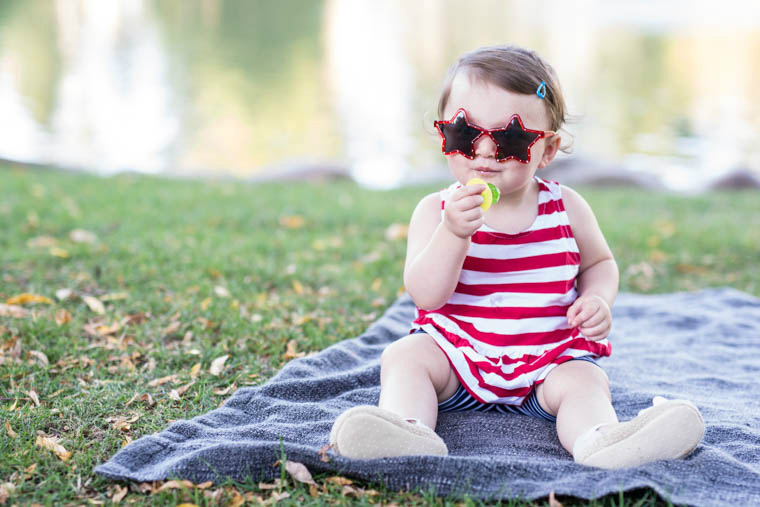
[437,45,567,133]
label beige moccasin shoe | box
[573,397,705,469]
[329,405,448,459]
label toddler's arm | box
[404,184,486,310]
[562,186,619,340]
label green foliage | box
[0,165,756,504]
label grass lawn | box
[1,164,758,505]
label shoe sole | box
[330,405,448,459]
[577,400,705,469]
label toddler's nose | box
[473,133,498,159]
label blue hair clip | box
[536,81,547,99]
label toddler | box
[330,45,704,468]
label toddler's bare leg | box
[537,359,705,468]
[536,360,618,453]
[329,332,459,458]
[378,332,460,429]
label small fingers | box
[467,216,485,231]
[566,301,581,323]
[463,183,487,195]
[457,194,484,211]
[579,309,605,328]
[581,320,611,341]
[461,207,484,222]
[453,184,486,200]
[569,303,596,327]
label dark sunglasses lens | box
[490,117,541,162]
[438,113,482,157]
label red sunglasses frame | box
[434,108,556,163]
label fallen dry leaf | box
[125,393,155,407]
[122,312,149,325]
[169,381,195,401]
[203,488,224,501]
[0,482,15,504]
[2,336,21,358]
[154,480,196,493]
[27,235,57,248]
[292,280,305,295]
[229,489,248,507]
[279,215,305,229]
[190,362,201,378]
[5,293,52,305]
[270,491,290,502]
[101,292,129,302]
[654,219,676,237]
[49,247,69,258]
[0,304,29,318]
[227,489,245,507]
[5,421,17,438]
[212,385,233,396]
[676,263,710,275]
[69,229,97,243]
[197,317,215,329]
[28,350,49,367]
[285,461,317,486]
[27,390,40,407]
[384,223,409,241]
[214,286,231,298]
[148,374,178,387]
[23,464,36,478]
[95,321,121,336]
[135,483,153,494]
[55,309,72,325]
[55,288,73,301]
[110,416,132,432]
[318,444,332,463]
[341,485,361,497]
[649,249,669,264]
[110,484,128,503]
[176,381,195,396]
[36,434,71,461]
[163,321,181,335]
[82,295,106,314]
[284,340,305,360]
[257,479,282,490]
[326,476,353,486]
[209,355,229,376]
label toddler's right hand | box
[443,184,486,238]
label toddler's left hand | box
[566,295,611,341]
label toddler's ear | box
[537,135,561,169]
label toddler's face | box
[442,72,558,194]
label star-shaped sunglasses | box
[434,108,556,163]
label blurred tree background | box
[1,0,759,189]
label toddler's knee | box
[587,366,611,399]
[381,336,417,371]
[544,360,611,408]
[380,333,435,373]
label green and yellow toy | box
[466,178,501,211]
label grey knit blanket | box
[96,288,760,506]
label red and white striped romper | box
[411,176,612,406]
